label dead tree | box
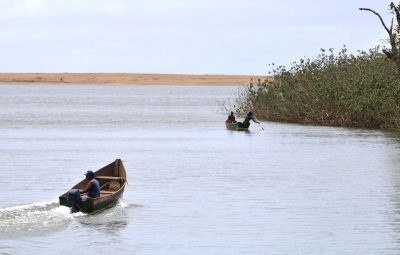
[360,3,400,72]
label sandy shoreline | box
[0,73,267,86]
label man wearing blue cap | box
[79,170,100,198]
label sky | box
[0,0,394,75]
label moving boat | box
[225,112,261,131]
[59,159,127,213]
[225,122,249,131]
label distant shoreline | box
[0,73,267,86]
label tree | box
[360,2,400,72]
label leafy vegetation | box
[228,46,400,129]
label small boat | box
[225,122,249,131]
[59,159,127,214]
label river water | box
[0,84,400,254]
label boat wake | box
[0,199,130,238]
[0,200,73,238]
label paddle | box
[252,116,264,130]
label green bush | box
[231,46,400,129]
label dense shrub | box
[229,46,400,129]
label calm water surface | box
[1,85,400,254]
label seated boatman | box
[226,111,237,123]
[79,170,100,199]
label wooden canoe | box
[225,122,249,131]
[59,159,127,214]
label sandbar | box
[0,73,267,86]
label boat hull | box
[59,186,125,213]
[59,159,127,214]
[225,122,249,131]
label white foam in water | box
[0,200,73,237]
[0,198,130,237]
[0,199,58,212]
[117,199,129,209]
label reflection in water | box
[78,220,128,234]
[75,200,130,234]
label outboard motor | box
[67,189,81,213]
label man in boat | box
[237,111,260,128]
[226,111,236,123]
[79,170,100,199]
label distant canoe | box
[225,122,249,131]
[59,159,127,214]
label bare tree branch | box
[390,3,400,29]
[390,18,394,33]
[360,4,400,73]
[359,8,392,35]
[383,49,392,58]
[360,7,399,63]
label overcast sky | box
[0,0,393,74]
